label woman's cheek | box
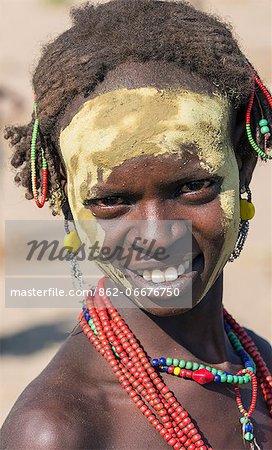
[191,197,226,243]
[203,190,239,242]
[67,186,137,294]
[198,188,239,301]
[220,189,240,228]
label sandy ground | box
[1,0,271,428]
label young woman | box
[1,1,272,449]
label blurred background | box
[1,0,271,427]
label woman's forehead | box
[58,61,217,136]
[60,87,232,180]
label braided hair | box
[4,0,272,215]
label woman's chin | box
[142,305,193,317]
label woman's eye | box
[183,180,213,193]
[83,196,129,208]
[174,179,218,197]
[83,195,131,219]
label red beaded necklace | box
[79,276,272,449]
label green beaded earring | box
[30,95,49,207]
[246,74,272,160]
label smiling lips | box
[127,255,200,284]
[141,261,190,283]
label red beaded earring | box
[30,95,48,208]
[246,74,272,160]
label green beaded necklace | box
[151,321,256,386]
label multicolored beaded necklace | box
[79,276,272,450]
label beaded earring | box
[229,187,255,262]
[30,95,48,207]
[246,74,272,160]
[63,219,84,292]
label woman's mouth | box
[120,254,204,304]
[133,260,190,283]
[128,254,203,282]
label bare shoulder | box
[1,326,111,449]
[245,328,272,372]
[1,402,82,450]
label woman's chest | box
[83,378,272,450]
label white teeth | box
[164,267,178,281]
[151,269,165,283]
[177,264,185,276]
[143,270,151,281]
[136,259,193,283]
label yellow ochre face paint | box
[59,87,240,307]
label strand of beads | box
[245,74,272,160]
[30,95,48,208]
[223,309,272,418]
[224,322,256,373]
[79,277,212,450]
[152,357,252,386]
[255,74,272,109]
[152,322,256,386]
[234,369,258,446]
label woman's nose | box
[125,219,188,250]
[124,200,189,251]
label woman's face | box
[59,73,240,315]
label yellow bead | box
[240,199,255,221]
[173,367,181,376]
[63,230,81,253]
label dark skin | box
[1,62,272,449]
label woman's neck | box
[106,273,238,366]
